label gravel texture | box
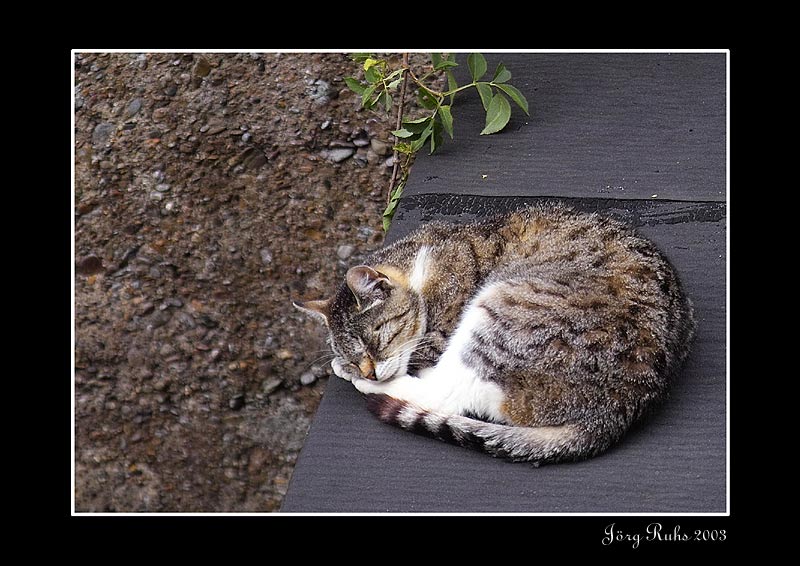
[74,52,418,512]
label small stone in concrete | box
[336,244,355,260]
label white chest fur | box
[428,283,508,420]
[354,282,509,423]
[409,245,431,293]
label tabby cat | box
[295,202,695,465]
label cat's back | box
[374,202,693,353]
[416,202,692,364]
[403,202,645,266]
[485,203,695,380]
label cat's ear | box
[346,265,393,309]
[292,298,331,325]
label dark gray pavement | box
[282,52,727,513]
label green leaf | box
[365,64,381,83]
[385,68,404,81]
[383,202,397,232]
[439,105,454,139]
[446,70,458,105]
[467,53,487,82]
[387,77,403,90]
[361,84,377,108]
[363,58,385,83]
[344,77,366,96]
[494,83,530,115]
[382,90,392,113]
[492,63,512,83]
[393,142,413,154]
[480,93,511,135]
[417,89,438,110]
[431,53,458,70]
[430,119,443,154]
[476,82,493,111]
[389,181,403,204]
[383,181,405,232]
[403,116,433,134]
[410,124,433,151]
[384,68,404,90]
[391,128,414,138]
[350,53,373,63]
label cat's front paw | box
[331,357,360,382]
[352,373,418,395]
[352,375,381,394]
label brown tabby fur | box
[296,202,695,464]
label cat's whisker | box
[392,337,433,357]
[296,347,334,358]
[399,334,436,348]
[298,351,337,374]
[388,336,438,366]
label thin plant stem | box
[388,53,410,206]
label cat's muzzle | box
[358,355,377,381]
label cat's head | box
[294,265,425,382]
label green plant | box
[346,52,530,231]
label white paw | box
[352,376,383,394]
[352,373,420,396]
[331,357,358,382]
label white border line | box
[71,51,78,517]
[71,49,730,517]
[725,50,731,517]
[73,48,729,53]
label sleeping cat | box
[295,202,695,465]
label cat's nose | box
[359,356,377,381]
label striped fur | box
[365,394,588,465]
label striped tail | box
[365,394,598,465]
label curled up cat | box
[294,202,695,465]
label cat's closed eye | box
[374,322,404,345]
[372,321,394,334]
